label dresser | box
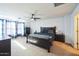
[0,36,11,56]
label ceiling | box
[0,3,77,20]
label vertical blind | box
[17,23,24,36]
[0,20,2,39]
[6,21,16,36]
[0,19,25,38]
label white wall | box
[30,17,65,33]
[63,14,74,45]
[63,4,79,46]
[70,4,79,47]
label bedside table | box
[55,34,65,42]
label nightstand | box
[55,34,65,42]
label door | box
[74,14,79,49]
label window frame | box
[16,22,25,36]
[6,20,17,36]
[0,19,4,38]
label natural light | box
[14,40,26,50]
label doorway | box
[74,14,79,49]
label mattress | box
[29,34,54,40]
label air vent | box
[54,3,64,7]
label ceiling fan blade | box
[34,18,40,19]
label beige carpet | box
[11,37,55,56]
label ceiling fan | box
[30,13,40,21]
[18,14,40,21]
[22,10,41,21]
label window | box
[0,20,2,39]
[0,19,25,38]
[17,23,24,36]
[6,21,16,36]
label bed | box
[27,27,56,52]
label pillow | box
[48,29,54,34]
[41,27,48,33]
[40,27,56,34]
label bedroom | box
[0,3,79,56]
